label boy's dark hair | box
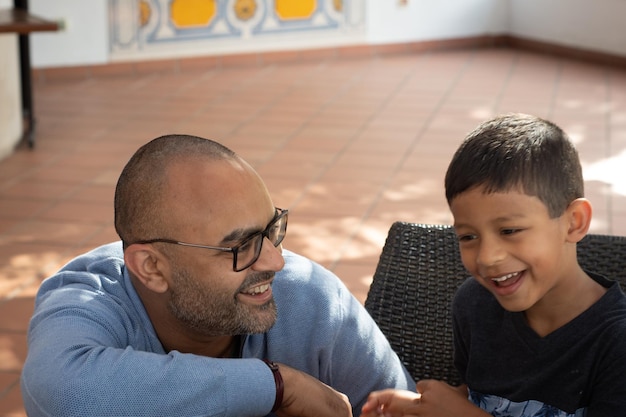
[444,113,584,218]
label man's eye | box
[237,233,262,253]
[238,240,255,252]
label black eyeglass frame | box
[128,208,288,272]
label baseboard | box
[32,35,626,84]
[502,35,626,68]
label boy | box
[362,114,626,416]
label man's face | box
[162,158,285,336]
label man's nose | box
[250,237,285,272]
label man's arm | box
[21,291,280,416]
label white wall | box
[27,0,108,67]
[0,34,22,159]
[509,0,626,56]
[366,0,508,44]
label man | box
[21,134,414,417]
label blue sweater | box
[21,242,414,417]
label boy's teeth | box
[492,272,519,282]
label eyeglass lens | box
[234,210,287,271]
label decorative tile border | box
[109,0,364,58]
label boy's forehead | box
[450,186,551,224]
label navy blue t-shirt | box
[453,272,626,416]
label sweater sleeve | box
[21,246,277,417]
[22,296,277,417]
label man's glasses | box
[129,208,288,272]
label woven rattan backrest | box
[365,222,626,385]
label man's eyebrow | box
[220,226,262,245]
[219,210,277,245]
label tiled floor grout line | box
[604,71,616,232]
[545,58,563,121]
[491,50,519,114]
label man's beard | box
[168,265,277,337]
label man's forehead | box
[163,157,274,230]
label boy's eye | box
[501,228,521,235]
[457,234,477,242]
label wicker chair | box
[365,222,626,386]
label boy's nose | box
[476,239,506,268]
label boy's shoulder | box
[587,271,626,313]
[591,273,626,319]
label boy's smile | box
[490,271,523,295]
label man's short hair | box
[114,134,236,246]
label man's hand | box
[274,363,352,417]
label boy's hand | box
[275,363,352,417]
[361,389,421,417]
[413,380,476,416]
[362,380,489,417]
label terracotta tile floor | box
[1,46,626,415]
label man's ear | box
[124,244,170,293]
[565,198,593,243]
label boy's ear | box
[124,244,170,293]
[565,198,593,243]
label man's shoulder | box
[59,241,125,275]
[38,241,126,297]
[276,250,347,298]
[280,250,334,281]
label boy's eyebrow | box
[454,213,529,229]
[493,213,529,222]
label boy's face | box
[449,186,574,313]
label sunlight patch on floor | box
[584,150,626,195]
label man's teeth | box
[245,284,270,295]
[492,272,520,282]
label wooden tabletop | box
[0,8,59,34]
